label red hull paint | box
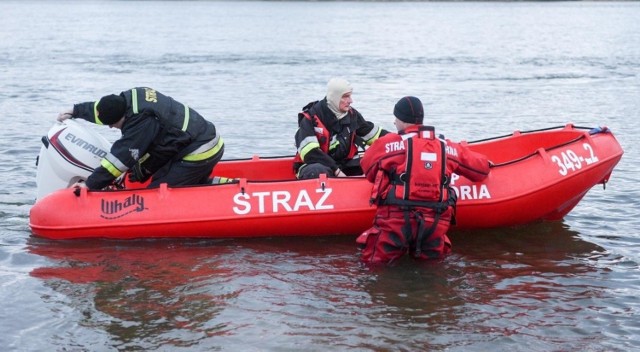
[29,124,623,240]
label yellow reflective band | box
[100,158,124,178]
[93,101,105,125]
[182,105,190,131]
[132,89,139,114]
[300,141,320,160]
[366,127,383,145]
[183,137,224,162]
[139,153,150,163]
[329,140,340,151]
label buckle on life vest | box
[390,172,406,185]
[442,175,450,186]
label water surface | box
[1,1,639,351]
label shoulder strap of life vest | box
[297,101,317,125]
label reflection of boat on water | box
[27,236,358,342]
[28,238,240,343]
[28,214,614,349]
[27,236,356,283]
[29,239,235,284]
[29,122,623,240]
[451,220,607,261]
[27,237,354,282]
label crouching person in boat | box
[293,77,389,179]
[57,87,224,190]
[357,96,491,265]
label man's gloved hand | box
[589,126,609,135]
[128,163,152,183]
[57,108,74,122]
[110,174,126,190]
[71,180,88,189]
[334,168,347,177]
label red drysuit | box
[358,125,490,265]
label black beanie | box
[393,96,424,124]
[97,94,126,125]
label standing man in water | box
[357,96,491,265]
[293,77,388,179]
[57,87,224,190]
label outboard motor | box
[35,120,112,200]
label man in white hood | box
[293,78,388,179]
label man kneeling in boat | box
[357,96,491,265]
[57,87,224,190]
[293,77,389,179]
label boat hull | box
[29,124,623,240]
[453,128,622,228]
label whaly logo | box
[100,194,147,219]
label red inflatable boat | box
[29,123,623,240]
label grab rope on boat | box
[472,124,610,168]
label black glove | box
[128,163,152,183]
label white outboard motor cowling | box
[36,120,113,200]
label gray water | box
[1,1,640,351]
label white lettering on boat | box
[449,173,491,200]
[232,188,334,215]
[551,143,599,176]
[450,184,491,201]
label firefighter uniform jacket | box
[294,98,386,173]
[72,87,222,189]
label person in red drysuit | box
[357,96,492,265]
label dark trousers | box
[149,146,224,188]
[297,157,363,179]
